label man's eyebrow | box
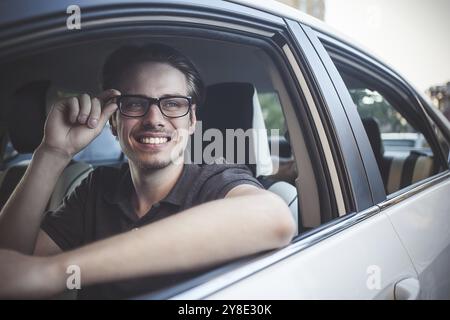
[159,93,188,98]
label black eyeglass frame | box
[108,94,193,118]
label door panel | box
[383,175,450,299]
[206,212,416,299]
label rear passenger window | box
[337,70,439,194]
[348,88,432,157]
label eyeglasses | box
[110,94,192,118]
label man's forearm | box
[55,191,294,289]
[0,145,71,253]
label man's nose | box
[142,103,165,126]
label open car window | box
[0,34,310,298]
[327,51,447,195]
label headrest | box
[8,81,50,153]
[199,82,253,130]
[198,82,272,176]
[362,117,384,165]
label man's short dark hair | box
[102,43,204,105]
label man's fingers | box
[78,94,92,125]
[58,91,119,130]
[88,98,101,129]
[67,97,80,124]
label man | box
[0,44,296,299]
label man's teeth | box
[139,137,168,144]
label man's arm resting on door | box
[0,185,295,299]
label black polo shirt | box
[41,163,262,299]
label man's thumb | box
[97,89,120,124]
[98,102,118,126]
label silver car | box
[0,0,449,299]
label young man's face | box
[111,62,196,170]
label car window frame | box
[286,20,380,214]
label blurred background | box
[276,0,450,121]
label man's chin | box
[134,159,172,171]
[127,146,186,171]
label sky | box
[324,0,450,93]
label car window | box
[347,87,432,157]
[0,142,31,169]
[259,92,286,133]
[261,90,294,174]
[335,67,440,194]
[73,124,122,164]
[2,141,19,163]
[258,91,294,183]
[1,125,122,170]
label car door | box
[168,17,419,300]
[311,27,450,299]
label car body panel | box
[191,212,417,299]
[381,174,450,299]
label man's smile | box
[133,131,173,147]
[139,137,169,144]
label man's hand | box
[0,249,63,299]
[41,89,120,158]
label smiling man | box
[0,44,295,299]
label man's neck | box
[129,162,184,218]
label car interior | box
[0,80,93,212]
[338,70,438,194]
[0,35,302,237]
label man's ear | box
[109,111,118,136]
[189,104,197,135]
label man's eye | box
[163,100,181,108]
[126,103,143,109]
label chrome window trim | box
[171,205,379,300]
[0,15,274,51]
[84,15,276,37]
[379,170,450,211]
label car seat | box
[196,82,298,232]
[361,117,435,194]
[0,81,92,212]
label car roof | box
[0,0,372,55]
